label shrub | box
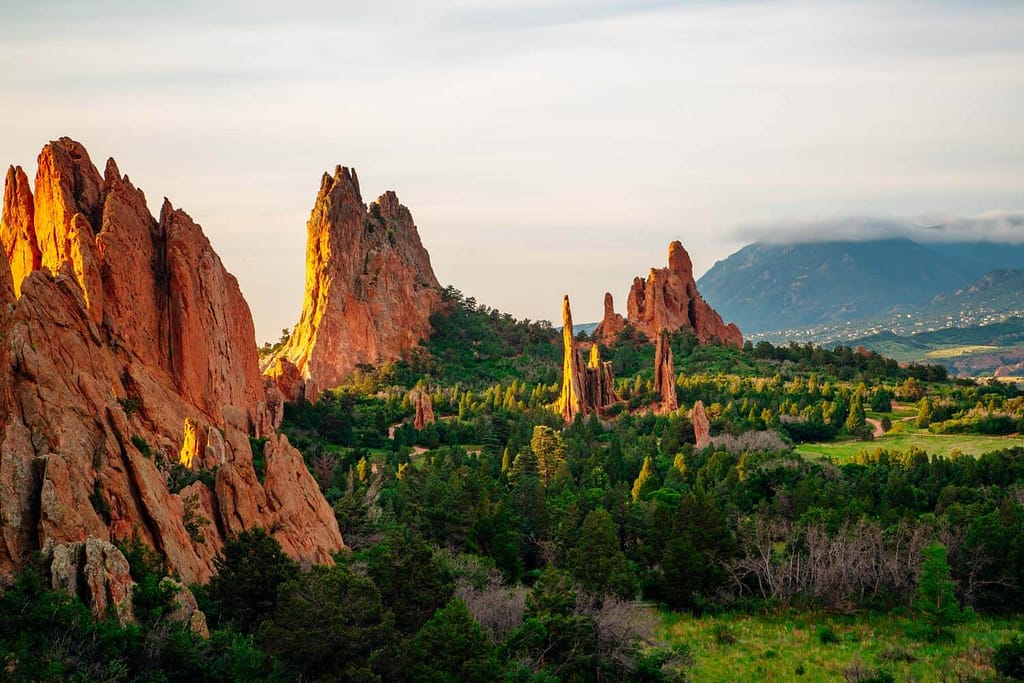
[817,625,840,644]
[994,635,1024,681]
[131,435,152,457]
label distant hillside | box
[848,317,1024,378]
[746,268,1024,346]
[698,239,1024,333]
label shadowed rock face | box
[0,138,343,598]
[558,296,618,424]
[595,240,743,347]
[267,167,441,399]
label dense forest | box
[4,292,1024,681]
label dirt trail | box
[866,417,885,438]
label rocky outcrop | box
[266,168,441,399]
[48,537,134,625]
[557,296,618,423]
[0,138,343,589]
[595,241,742,347]
[162,577,210,637]
[413,389,435,430]
[692,400,711,450]
[654,333,678,413]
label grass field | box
[795,429,1020,462]
[924,345,1001,359]
[661,610,1019,682]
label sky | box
[2,0,1023,341]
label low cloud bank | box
[735,212,1024,245]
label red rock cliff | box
[0,138,343,591]
[595,240,742,347]
[267,167,441,399]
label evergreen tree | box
[845,394,866,433]
[913,542,964,640]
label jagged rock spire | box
[557,295,618,423]
[595,240,743,347]
[266,165,441,400]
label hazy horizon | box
[3,0,1023,340]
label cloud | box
[735,212,1024,245]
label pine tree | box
[913,541,964,640]
[845,394,866,433]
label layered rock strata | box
[267,168,441,399]
[0,139,343,604]
[557,296,618,423]
[594,240,742,347]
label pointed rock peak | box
[562,294,573,330]
[103,158,121,185]
[373,190,402,216]
[603,292,615,315]
[605,239,742,348]
[325,165,362,205]
[2,164,39,297]
[588,344,600,369]
[267,165,441,397]
[668,240,693,279]
[38,137,104,222]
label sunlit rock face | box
[0,138,343,591]
[266,167,441,400]
[558,296,618,424]
[595,240,743,348]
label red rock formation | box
[267,168,441,399]
[596,241,742,347]
[0,139,343,591]
[691,400,711,450]
[593,292,625,342]
[413,389,435,430]
[0,166,39,296]
[557,296,618,423]
[654,333,678,413]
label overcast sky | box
[2,0,1023,340]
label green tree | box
[530,425,565,485]
[405,600,500,682]
[570,508,636,597]
[260,563,396,681]
[845,394,866,433]
[916,397,934,428]
[913,541,964,640]
[207,528,299,633]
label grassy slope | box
[795,429,1021,462]
[662,611,1017,682]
